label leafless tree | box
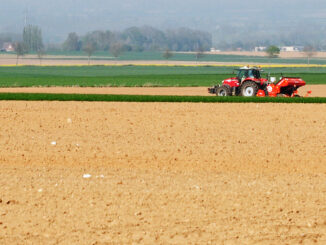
[303,45,316,65]
[37,48,46,65]
[110,42,124,58]
[162,49,173,60]
[83,42,95,65]
[195,47,205,61]
[14,42,27,65]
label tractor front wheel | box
[216,85,232,96]
[240,81,258,97]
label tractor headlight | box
[270,77,276,83]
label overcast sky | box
[1,0,326,42]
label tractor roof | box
[238,66,261,70]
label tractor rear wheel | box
[240,81,258,97]
[216,85,232,96]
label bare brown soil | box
[2,53,325,66]
[0,56,243,66]
[0,101,326,244]
[0,84,324,97]
[208,51,326,58]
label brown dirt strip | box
[0,102,326,243]
[207,51,326,58]
[2,51,326,65]
[0,57,254,66]
[0,85,324,97]
[1,55,322,66]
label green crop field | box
[0,65,326,87]
[0,93,326,103]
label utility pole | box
[24,6,29,26]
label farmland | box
[1,62,326,244]
[0,101,326,244]
[1,65,326,87]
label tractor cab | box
[236,67,261,81]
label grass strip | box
[0,93,326,103]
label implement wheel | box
[240,81,258,97]
[216,85,232,96]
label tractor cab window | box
[248,69,261,79]
[237,70,248,79]
[237,69,261,80]
[252,69,261,79]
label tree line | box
[62,26,212,53]
[213,21,326,52]
[1,24,319,65]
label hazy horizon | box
[2,0,326,44]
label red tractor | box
[208,66,307,97]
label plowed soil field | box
[0,84,325,97]
[1,101,326,244]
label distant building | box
[254,46,266,52]
[1,42,14,52]
[210,48,221,52]
[280,46,304,52]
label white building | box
[280,46,303,52]
[1,42,14,52]
[254,46,266,52]
[210,48,221,52]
